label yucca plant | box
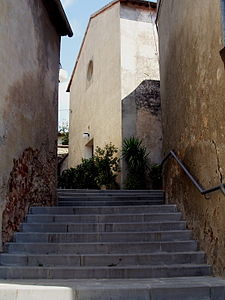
[122,137,149,189]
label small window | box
[87,60,93,82]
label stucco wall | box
[120,3,161,186]
[158,0,225,276]
[0,0,59,244]
[120,3,159,99]
[69,3,121,167]
[122,80,162,164]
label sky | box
[58,0,157,127]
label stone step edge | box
[0,251,206,258]
[27,212,181,218]
[0,252,206,267]
[15,230,191,235]
[5,240,197,246]
[58,198,164,200]
[30,204,175,209]
[57,189,164,192]
[29,205,177,213]
[0,263,211,270]
[23,220,185,224]
[0,276,223,300]
[58,196,164,199]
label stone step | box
[0,252,206,267]
[58,192,164,198]
[57,200,164,206]
[25,212,182,224]
[29,204,176,215]
[58,195,163,199]
[0,277,224,300]
[57,189,164,194]
[14,230,192,243]
[5,240,198,254]
[22,221,186,233]
[0,264,211,279]
[58,196,164,201]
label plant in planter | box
[122,137,149,189]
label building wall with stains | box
[0,0,60,244]
[158,0,225,276]
[68,3,121,168]
[120,3,161,186]
[122,80,162,185]
[120,3,159,99]
[68,2,161,188]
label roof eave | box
[42,0,73,37]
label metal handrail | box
[161,150,225,195]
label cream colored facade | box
[157,0,225,276]
[68,2,121,167]
[120,3,159,99]
[68,0,161,183]
[0,0,72,245]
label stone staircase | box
[0,189,224,300]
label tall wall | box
[158,0,225,276]
[120,3,159,99]
[69,3,121,167]
[0,0,59,244]
[122,80,162,164]
[120,3,162,185]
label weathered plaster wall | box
[0,0,59,244]
[158,0,225,276]
[69,3,121,167]
[120,3,159,99]
[120,4,161,186]
[122,80,162,164]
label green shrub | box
[95,143,120,189]
[58,143,120,189]
[61,132,69,145]
[58,123,69,145]
[59,157,99,189]
[122,137,149,189]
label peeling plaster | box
[212,140,223,183]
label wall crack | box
[212,140,223,183]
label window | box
[87,60,93,82]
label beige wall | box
[120,3,159,99]
[69,3,121,167]
[120,4,161,185]
[158,0,225,276]
[122,80,162,164]
[69,2,161,188]
[0,0,60,244]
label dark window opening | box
[87,60,93,81]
